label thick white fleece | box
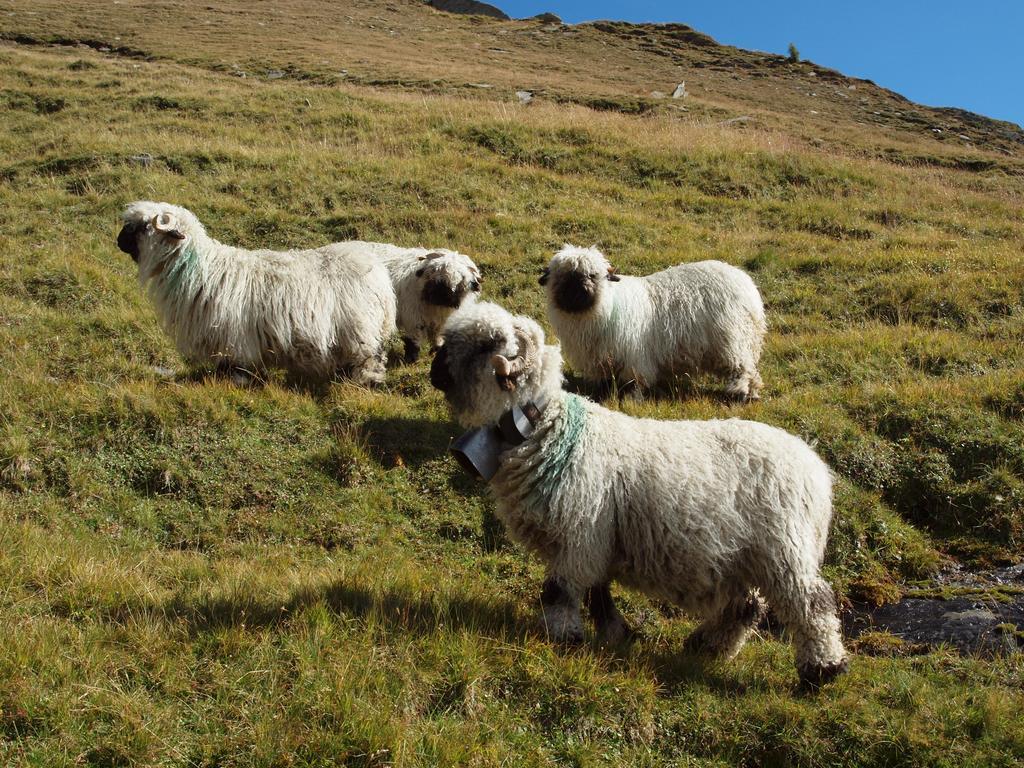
[545,245,766,399]
[121,201,396,382]
[438,302,846,679]
[359,242,480,348]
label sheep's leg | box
[585,582,634,645]
[402,337,421,364]
[684,588,766,659]
[540,575,584,645]
[351,347,388,387]
[616,373,648,402]
[770,578,848,691]
[725,367,762,402]
[746,369,763,401]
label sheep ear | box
[607,266,621,282]
[538,267,550,286]
[152,212,185,240]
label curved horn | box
[492,322,541,392]
[152,211,185,240]
[514,324,539,364]
[492,353,526,392]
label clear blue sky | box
[499,1,1024,128]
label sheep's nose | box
[430,347,454,392]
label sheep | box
[357,243,481,363]
[116,201,396,384]
[430,301,848,689]
[540,245,766,401]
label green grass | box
[1,39,1024,766]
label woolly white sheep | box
[541,245,766,400]
[430,301,848,689]
[117,201,396,384]
[357,243,481,363]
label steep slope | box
[2,4,1024,765]
[2,0,1021,166]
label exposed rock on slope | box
[426,0,510,20]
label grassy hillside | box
[1,8,1024,766]
[4,0,1024,162]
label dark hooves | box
[797,658,850,693]
[553,630,586,648]
[599,622,639,648]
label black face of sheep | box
[430,346,455,392]
[552,270,599,313]
[422,278,469,309]
[545,264,621,314]
[116,222,143,262]
[431,344,479,415]
[430,336,502,417]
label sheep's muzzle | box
[117,223,142,262]
[553,271,597,313]
[422,279,469,309]
[429,346,455,392]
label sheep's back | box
[582,408,831,577]
[643,261,762,319]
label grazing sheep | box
[541,245,766,400]
[116,201,396,384]
[430,301,848,689]
[359,243,481,363]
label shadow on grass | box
[171,581,774,694]
[170,363,397,400]
[153,578,540,644]
[563,371,745,406]
[54,577,777,694]
[360,415,458,469]
[629,642,779,696]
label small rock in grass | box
[151,365,176,379]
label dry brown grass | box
[2,0,1022,165]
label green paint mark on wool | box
[526,394,587,505]
[163,244,199,299]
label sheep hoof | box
[727,388,758,404]
[597,619,637,647]
[683,628,716,656]
[548,626,585,647]
[797,657,849,693]
[617,383,645,403]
